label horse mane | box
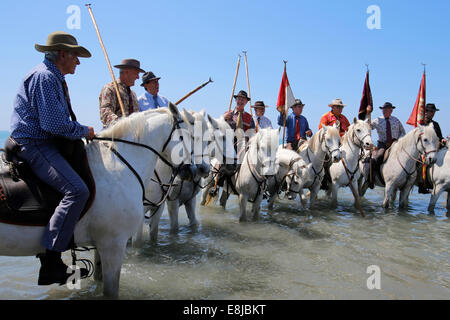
[99,108,173,141]
[390,127,419,154]
[341,123,354,146]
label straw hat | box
[328,98,346,107]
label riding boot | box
[36,249,88,286]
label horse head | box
[320,124,342,162]
[206,114,236,166]
[286,161,313,200]
[417,123,439,165]
[254,128,279,176]
[348,118,374,150]
[181,109,211,179]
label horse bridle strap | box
[93,136,175,169]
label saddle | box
[0,137,96,226]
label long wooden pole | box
[175,78,213,105]
[242,51,253,116]
[282,61,287,148]
[365,64,373,187]
[341,158,365,218]
[228,55,241,112]
[85,4,126,118]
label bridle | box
[93,116,194,209]
[397,131,437,177]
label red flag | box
[358,71,373,120]
[276,65,295,113]
[407,72,426,127]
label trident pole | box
[85,4,126,118]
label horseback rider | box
[138,71,169,111]
[319,98,350,190]
[252,101,273,131]
[9,31,95,285]
[319,98,351,137]
[99,59,145,127]
[223,90,256,132]
[277,99,312,150]
[363,102,406,187]
[417,103,446,193]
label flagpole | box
[282,61,288,148]
[365,64,373,188]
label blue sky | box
[0,0,449,138]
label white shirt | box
[371,116,406,143]
[138,91,169,111]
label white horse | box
[295,125,342,208]
[364,124,439,209]
[328,118,373,207]
[220,128,280,221]
[425,144,450,213]
[0,104,195,298]
[266,147,312,210]
[132,110,211,245]
[199,116,236,206]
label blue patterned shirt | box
[10,59,89,141]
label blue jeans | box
[15,139,89,252]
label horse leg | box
[239,193,249,222]
[383,183,394,208]
[184,197,198,227]
[94,250,103,281]
[131,210,145,249]
[428,184,444,213]
[267,193,275,210]
[330,183,338,208]
[358,175,369,197]
[149,204,165,243]
[399,180,414,208]
[200,187,209,206]
[97,238,128,299]
[252,193,264,221]
[220,190,229,209]
[167,200,179,234]
[309,183,320,209]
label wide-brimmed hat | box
[114,59,145,73]
[425,103,439,112]
[35,31,91,58]
[291,99,305,108]
[140,71,161,86]
[252,101,269,109]
[379,102,396,109]
[234,90,250,101]
[328,98,346,107]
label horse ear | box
[207,114,219,130]
[321,123,328,133]
[168,102,181,119]
[353,117,358,124]
[182,108,195,125]
[199,109,206,118]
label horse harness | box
[93,117,189,210]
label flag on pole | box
[358,70,373,120]
[407,71,426,127]
[276,65,295,114]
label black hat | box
[425,103,440,112]
[291,99,305,108]
[252,101,268,108]
[380,102,396,109]
[140,71,161,86]
[233,90,250,100]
